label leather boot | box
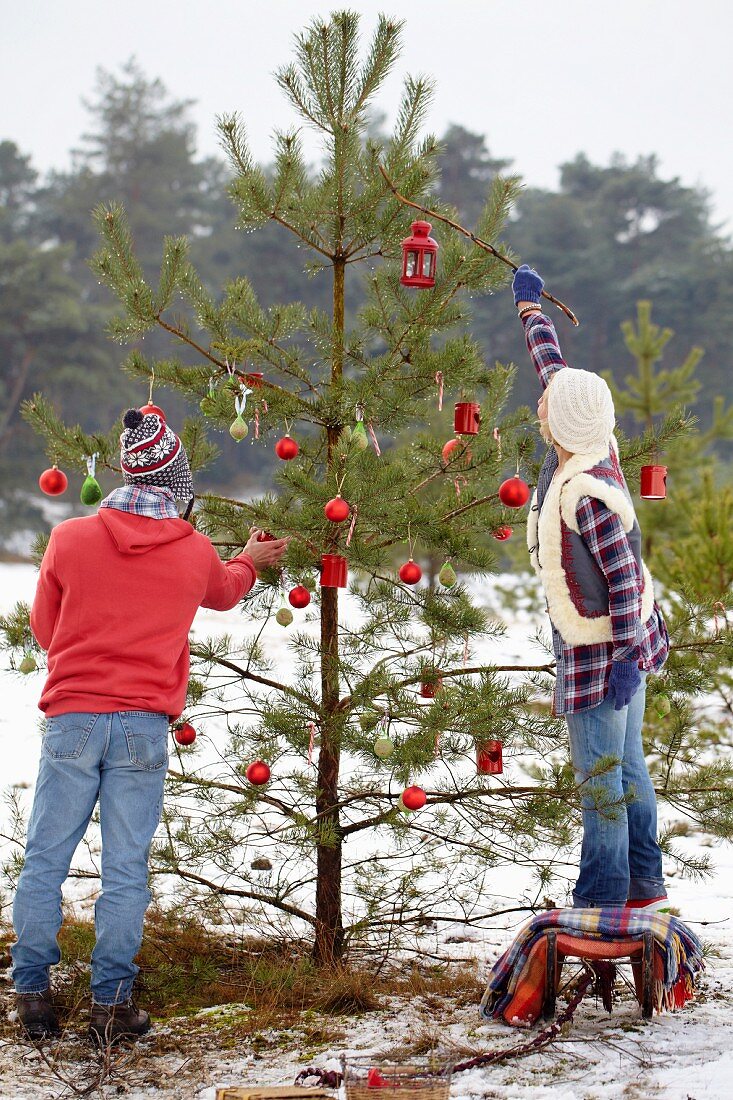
[89,998,151,1044]
[16,989,60,1040]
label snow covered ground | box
[1,562,732,1099]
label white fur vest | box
[526,444,655,646]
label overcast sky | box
[4,0,733,234]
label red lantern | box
[174,722,197,746]
[498,477,530,508]
[288,585,311,608]
[38,467,68,496]
[324,495,351,522]
[441,438,471,465]
[245,760,271,785]
[454,402,481,436]
[140,403,166,420]
[640,464,667,500]
[400,221,438,289]
[401,785,427,810]
[420,675,443,698]
[321,553,348,588]
[275,435,299,460]
[257,531,276,542]
[477,739,503,774]
[398,559,422,585]
[244,372,264,388]
[493,525,513,541]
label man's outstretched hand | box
[512,264,544,306]
[243,529,290,571]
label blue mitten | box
[607,661,642,711]
[512,264,544,306]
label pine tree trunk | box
[313,252,347,965]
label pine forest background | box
[2,56,733,549]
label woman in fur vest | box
[513,264,669,912]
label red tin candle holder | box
[477,739,503,774]
[400,220,438,288]
[640,464,667,500]
[454,401,481,435]
[320,553,348,588]
[420,674,443,698]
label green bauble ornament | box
[80,476,103,506]
[397,794,416,814]
[655,694,672,717]
[351,421,368,450]
[229,415,249,441]
[438,562,457,588]
[275,607,294,627]
[19,654,37,674]
[374,736,394,759]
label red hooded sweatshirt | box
[30,511,257,720]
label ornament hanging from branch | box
[324,479,351,523]
[438,561,457,588]
[174,722,197,746]
[140,368,165,420]
[230,385,252,442]
[400,220,438,288]
[19,652,37,674]
[288,584,311,609]
[640,463,667,500]
[380,163,579,326]
[420,671,443,698]
[80,454,102,506]
[39,465,68,496]
[373,714,395,759]
[400,785,427,811]
[245,760,271,785]
[454,401,481,436]
[477,739,503,775]
[498,476,530,509]
[321,553,348,589]
[493,525,513,541]
[275,416,299,460]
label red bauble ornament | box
[38,467,68,496]
[477,740,503,775]
[640,464,667,500]
[441,438,471,465]
[257,531,276,542]
[498,477,530,508]
[401,785,427,811]
[288,585,311,609]
[493,525,513,541]
[324,495,351,523]
[398,559,422,585]
[140,403,166,420]
[174,722,197,746]
[245,760,271,785]
[244,372,264,388]
[400,221,438,288]
[275,435,299,460]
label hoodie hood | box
[98,509,195,555]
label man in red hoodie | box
[12,409,288,1042]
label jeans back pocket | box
[43,713,99,759]
[120,712,170,772]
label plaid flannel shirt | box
[523,312,669,714]
[98,484,179,519]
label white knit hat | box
[547,369,615,454]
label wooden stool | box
[542,930,655,1020]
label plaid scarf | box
[99,484,179,520]
[481,908,704,1024]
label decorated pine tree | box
[5,13,732,964]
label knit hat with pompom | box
[547,369,615,455]
[119,409,194,502]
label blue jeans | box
[12,711,168,1005]
[565,674,666,907]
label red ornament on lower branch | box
[245,760,271,785]
[324,495,350,522]
[38,466,68,496]
[398,559,422,585]
[400,785,427,811]
[441,438,471,465]
[498,476,530,508]
[477,740,503,774]
[640,464,667,500]
[275,435,299,460]
[493,525,513,541]
[174,722,197,746]
[288,585,311,608]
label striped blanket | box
[480,908,704,1027]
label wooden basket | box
[342,1057,454,1100]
